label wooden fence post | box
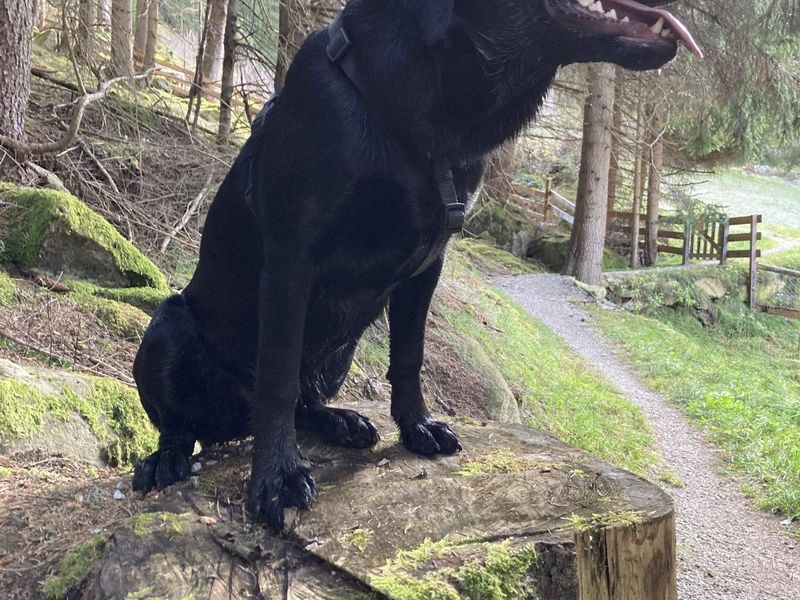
[682,223,692,266]
[719,219,730,265]
[544,178,552,222]
[748,214,759,309]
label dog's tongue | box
[612,0,703,58]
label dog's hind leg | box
[132,295,249,493]
[295,341,380,449]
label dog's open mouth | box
[546,0,702,58]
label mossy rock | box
[528,233,625,273]
[0,358,156,467]
[0,185,167,290]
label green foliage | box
[0,186,167,290]
[452,238,540,275]
[526,233,626,273]
[0,271,15,306]
[346,528,374,553]
[457,449,550,477]
[439,266,658,476]
[561,510,643,533]
[592,305,800,517]
[40,535,107,600]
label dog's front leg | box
[388,256,461,456]
[247,261,316,531]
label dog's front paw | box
[132,447,191,494]
[298,407,380,449]
[400,418,462,456]
[248,457,317,531]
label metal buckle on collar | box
[327,14,352,63]
[446,202,466,234]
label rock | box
[112,490,125,501]
[0,185,167,290]
[0,358,156,468]
[439,330,521,424]
[574,280,607,302]
[694,277,727,300]
[76,406,675,600]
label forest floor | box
[497,273,800,600]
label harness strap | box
[326,12,465,235]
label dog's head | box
[386,0,701,71]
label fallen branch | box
[160,171,215,253]
[0,70,153,156]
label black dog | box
[132,0,699,530]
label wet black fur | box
[132,0,679,530]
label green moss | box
[128,511,192,537]
[561,510,644,533]
[455,543,537,600]
[94,286,171,313]
[657,471,686,488]
[372,538,538,600]
[40,535,107,599]
[0,185,167,289]
[346,528,374,553]
[0,271,15,306]
[0,375,156,468]
[0,466,13,478]
[68,286,151,339]
[457,449,553,477]
[125,589,168,600]
[452,238,540,275]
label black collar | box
[326,12,465,235]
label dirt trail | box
[497,273,800,600]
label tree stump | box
[78,405,675,600]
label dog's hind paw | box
[297,407,380,449]
[248,459,317,531]
[400,418,462,456]
[132,447,192,494]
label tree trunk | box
[630,89,645,268]
[202,0,228,86]
[77,0,95,62]
[644,103,664,267]
[33,0,46,29]
[110,0,133,77]
[96,0,111,26]
[606,68,622,223]
[564,63,616,286]
[143,0,158,71]
[217,0,239,144]
[133,0,149,65]
[0,0,33,143]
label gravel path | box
[496,273,800,600]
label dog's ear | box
[408,0,454,45]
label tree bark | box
[564,63,616,286]
[133,0,149,65]
[644,102,664,267]
[143,0,158,71]
[630,88,645,268]
[217,0,239,144]
[110,0,133,77]
[0,0,33,146]
[77,0,95,62]
[33,0,46,29]
[96,0,111,26]
[202,0,228,86]
[606,68,622,222]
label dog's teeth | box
[621,16,630,23]
[589,2,605,14]
[660,28,672,38]
[650,17,664,34]
[606,9,617,20]
[577,0,593,6]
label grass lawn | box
[438,247,660,476]
[591,304,800,518]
